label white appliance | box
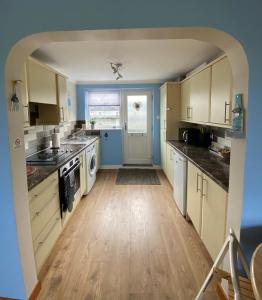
[85,143,97,194]
[173,149,187,216]
[62,135,98,195]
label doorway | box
[122,90,152,165]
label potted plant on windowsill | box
[89,119,96,130]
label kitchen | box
[3,30,260,300]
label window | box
[87,91,121,128]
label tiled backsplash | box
[24,121,77,156]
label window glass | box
[87,91,120,128]
[127,95,147,133]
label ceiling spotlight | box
[110,62,123,80]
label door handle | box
[124,122,127,131]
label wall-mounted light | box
[110,62,123,80]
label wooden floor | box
[38,170,214,300]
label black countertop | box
[27,137,98,191]
[167,140,230,191]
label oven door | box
[60,161,80,214]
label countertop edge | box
[27,137,99,191]
[167,141,229,192]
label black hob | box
[26,145,77,165]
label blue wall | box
[77,83,161,165]
[1,1,262,298]
[100,129,123,165]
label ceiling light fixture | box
[110,62,123,80]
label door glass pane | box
[127,95,147,133]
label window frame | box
[87,90,122,129]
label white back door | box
[123,90,152,165]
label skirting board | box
[100,165,161,169]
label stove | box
[26,145,76,165]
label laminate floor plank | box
[37,170,213,300]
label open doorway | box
[4,27,248,299]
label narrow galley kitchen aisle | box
[37,170,212,300]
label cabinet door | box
[27,59,57,105]
[187,161,202,234]
[80,152,87,196]
[57,75,68,122]
[190,67,211,123]
[210,58,232,125]
[160,130,167,174]
[181,79,191,121]
[160,85,167,130]
[201,174,227,260]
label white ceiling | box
[33,39,221,83]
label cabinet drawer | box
[29,172,58,202]
[34,210,62,273]
[30,191,60,241]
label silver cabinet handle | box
[201,178,208,198]
[164,120,166,130]
[187,106,192,119]
[196,173,202,192]
[224,102,231,123]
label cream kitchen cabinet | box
[187,161,202,234]
[28,171,62,274]
[160,82,180,174]
[160,82,181,140]
[95,138,101,171]
[201,173,228,260]
[210,57,232,126]
[166,143,174,186]
[190,67,211,123]
[80,151,87,197]
[187,161,228,260]
[27,57,57,105]
[57,74,69,122]
[181,79,191,121]
[160,130,167,174]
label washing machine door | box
[89,152,96,177]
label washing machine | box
[85,143,96,194]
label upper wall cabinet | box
[180,55,232,128]
[190,67,211,123]
[181,79,191,121]
[210,57,232,126]
[27,58,57,105]
[160,82,181,140]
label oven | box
[59,155,80,218]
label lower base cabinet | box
[29,172,62,274]
[34,210,62,273]
[186,161,228,260]
[187,162,202,235]
[201,174,228,260]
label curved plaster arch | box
[5,27,248,298]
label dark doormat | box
[116,168,160,185]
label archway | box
[5,27,248,298]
